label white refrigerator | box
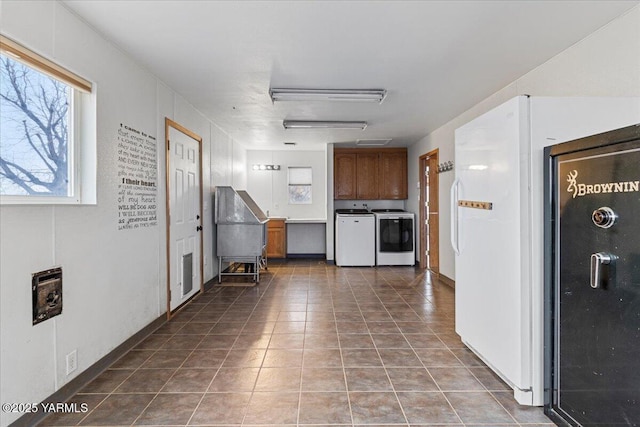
[451,95,640,406]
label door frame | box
[419,149,439,274]
[165,118,204,319]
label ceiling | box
[63,1,638,151]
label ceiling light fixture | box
[356,139,392,146]
[283,120,367,130]
[270,88,386,103]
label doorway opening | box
[419,149,439,275]
[165,118,204,319]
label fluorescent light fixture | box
[283,120,367,130]
[270,88,386,103]
[356,139,391,146]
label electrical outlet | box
[66,350,77,375]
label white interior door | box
[168,123,201,311]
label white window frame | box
[0,35,94,205]
[288,166,312,205]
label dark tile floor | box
[41,260,554,426]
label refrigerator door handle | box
[450,178,461,255]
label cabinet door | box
[334,153,357,199]
[379,151,408,199]
[266,220,286,258]
[356,153,379,199]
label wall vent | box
[32,267,63,325]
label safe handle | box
[590,252,614,289]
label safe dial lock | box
[591,207,617,229]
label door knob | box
[590,252,615,288]
[196,226,202,232]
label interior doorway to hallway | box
[419,149,439,275]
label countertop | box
[267,217,326,224]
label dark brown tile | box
[209,322,245,335]
[342,349,383,367]
[273,321,306,334]
[367,321,401,334]
[231,334,271,349]
[140,350,191,368]
[222,349,265,367]
[243,392,299,424]
[405,333,447,349]
[161,334,205,350]
[336,321,369,334]
[304,332,340,348]
[241,321,276,334]
[110,350,155,369]
[396,321,432,334]
[305,319,337,332]
[136,334,171,350]
[114,368,175,393]
[303,348,343,367]
[188,392,251,425]
[428,367,486,391]
[80,369,133,393]
[254,367,302,391]
[349,392,406,424]
[161,368,217,392]
[197,334,238,349]
[268,333,304,349]
[378,348,423,367]
[277,311,307,322]
[445,392,515,424]
[362,311,393,322]
[182,349,228,368]
[386,368,439,391]
[371,333,411,349]
[451,348,485,366]
[469,366,511,391]
[397,392,461,424]
[436,332,465,348]
[301,367,346,391]
[338,333,375,349]
[345,368,393,391]
[79,393,154,425]
[492,391,553,423]
[208,367,260,392]
[262,348,303,367]
[299,392,352,424]
[414,348,464,367]
[175,322,215,334]
[134,393,202,425]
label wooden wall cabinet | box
[379,151,408,199]
[356,152,379,199]
[334,152,357,199]
[334,148,407,200]
[266,218,287,258]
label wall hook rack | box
[437,161,454,173]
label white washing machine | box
[335,210,375,266]
[373,209,415,266]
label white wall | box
[246,150,327,219]
[407,6,640,280]
[0,2,246,425]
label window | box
[0,35,93,204]
[288,166,312,204]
